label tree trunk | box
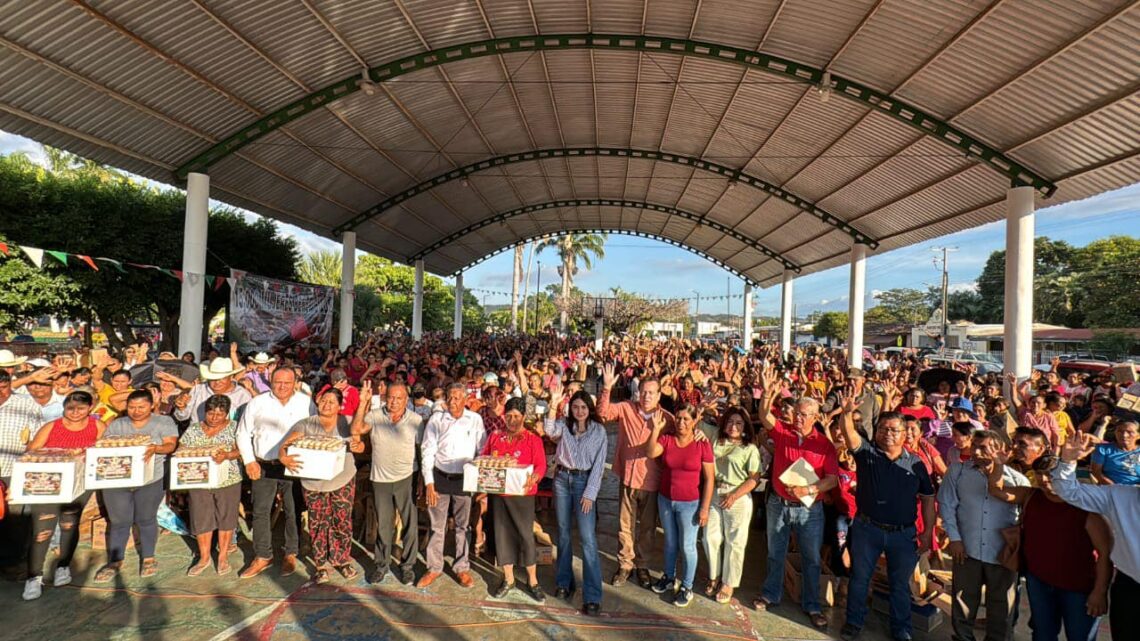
[510,245,522,331]
[560,252,571,334]
[520,242,534,334]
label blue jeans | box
[845,518,917,638]
[658,495,700,590]
[762,494,825,613]
[554,470,602,605]
[1025,571,1100,641]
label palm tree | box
[537,234,606,332]
[296,249,342,286]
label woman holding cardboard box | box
[93,390,178,583]
[483,396,547,602]
[279,387,363,584]
[180,394,243,576]
[23,390,107,601]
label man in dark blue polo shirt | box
[836,393,935,641]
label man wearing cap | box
[823,368,879,438]
[169,357,253,423]
[0,368,43,577]
[237,367,316,579]
[319,368,359,417]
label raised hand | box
[1060,431,1101,463]
[602,362,618,389]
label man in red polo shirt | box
[754,366,839,630]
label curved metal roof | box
[1,1,1137,287]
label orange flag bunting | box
[77,255,99,271]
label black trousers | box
[251,462,300,559]
[372,476,417,574]
[1111,570,1140,641]
[492,494,536,568]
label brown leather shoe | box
[239,557,273,579]
[415,571,442,588]
[611,568,630,587]
[456,571,475,588]
[281,555,298,577]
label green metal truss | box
[408,198,800,271]
[334,147,877,247]
[452,227,762,285]
[174,33,1055,197]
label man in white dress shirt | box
[417,383,486,589]
[236,367,315,579]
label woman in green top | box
[703,406,764,603]
[180,394,244,576]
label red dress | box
[481,430,547,496]
[43,417,99,448]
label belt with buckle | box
[857,513,907,532]
[559,467,590,475]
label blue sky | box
[4,130,1137,319]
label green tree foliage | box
[296,249,343,287]
[537,234,606,330]
[349,254,484,334]
[1070,236,1140,328]
[812,311,849,345]
[0,148,299,350]
[871,288,931,324]
[975,237,1082,326]
[0,232,80,332]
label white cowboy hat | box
[0,349,28,368]
[199,357,245,381]
[248,352,276,365]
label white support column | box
[780,269,794,357]
[412,260,424,340]
[178,172,209,358]
[594,316,604,352]
[1004,186,1035,381]
[453,272,464,339]
[742,284,754,348]
[847,244,867,369]
[338,231,356,350]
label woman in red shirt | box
[984,455,1112,641]
[483,397,547,602]
[646,403,715,608]
[23,390,107,601]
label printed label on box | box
[175,460,211,486]
[23,471,63,496]
[94,455,134,481]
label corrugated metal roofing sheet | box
[0,0,1137,284]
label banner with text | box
[228,270,334,352]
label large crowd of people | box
[0,332,1137,641]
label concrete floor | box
[0,430,1113,641]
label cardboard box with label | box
[85,445,155,489]
[169,456,223,490]
[284,438,347,481]
[9,449,86,504]
[463,462,534,495]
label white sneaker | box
[53,566,72,587]
[22,577,43,601]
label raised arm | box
[1052,432,1114,514]
[837,388,863,451]
[644,413,667,459]
[595,362,622,422]
[350,380,374,435]
[983,459,1032,505]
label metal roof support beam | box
[174,34,1056,197]
[406,199,801,272]
[458,228,761,287]
[333,147,875,247]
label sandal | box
[140,559,158,578]
[336,564,359,581]
[752,595,774,611]
[703,580,720,597]
[94,564,121,584]
[716,586,734,604]
[217,559,232,576]
[314,568,330,585]
[187,560,211,577]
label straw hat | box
[248,352,276,365]
[0,349,28,368]
[199,357,245,381]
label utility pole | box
[691,290,700,338]
[932,247,959,349]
